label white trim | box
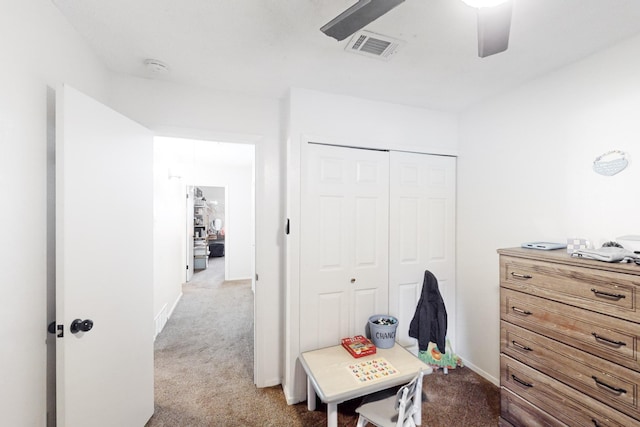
[301,133,458,157]
[153,126,264,145]
[154,304,168,340]
[155,128,267,387]
[154,291,183,340]
[458,356,499,387]
[167,291,183,320]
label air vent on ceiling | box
[345,30,404,60]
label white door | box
[389,152,456,351]
[56,85,154,426]
[300,143,389,351]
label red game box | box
[341,335,376,358]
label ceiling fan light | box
[462,0,510,8]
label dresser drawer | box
[501,355,640,427]
[501,387,567,427]
[502,321,640,419]
[501,288,640,372]
[500,256,640,323]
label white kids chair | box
[355,371,425,427]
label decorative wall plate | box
[593,150,628,176]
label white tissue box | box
[617,235,640,252]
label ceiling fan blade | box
[477,1,513,58]
[320,0,405,41]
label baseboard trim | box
[154,292,183,340]
[459,357,499,386]
[257,377,281,388]
[154,304,168,340]
[283,383,303,405]
[168,291,183,319]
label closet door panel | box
[426,198,447,261]
[316,292,349,349]
[394,194,421,347]
[300,144,388,352]
[396,282,421,346]
[398,197,420,263]
[353,288,378,336]
[354,197,379,267]
[351,156,389,337]
[389,152,456,351]
[423,160,456,342]
[318,196,346,270]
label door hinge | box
[255,273,259,281]
[285,218,290,235]
[186,264,189,270]
[57,325,64,338]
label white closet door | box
[300,143,389,351]
[389,152,456,351]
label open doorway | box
[152,135,256,366]
[189,186,226,280]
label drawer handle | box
[591,332,627,348]
[511,272,533,279]
[592,376,627,395]
[590,288,626,300]
[511,306,533,315]
[511,374,533,388]
[512,340,533,352]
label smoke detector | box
[345,30,404,60]
[144,59,169,77]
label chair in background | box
[355,371,425,427]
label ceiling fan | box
[320,0,513,58]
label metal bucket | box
[368,315,398,349]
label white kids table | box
[299,344,431,427]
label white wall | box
[0,2,109,426]
[152,138,188,334]
[457,34,640,384]
[288,88,459,154]
[107,75,283,387]
[284,88,459,403]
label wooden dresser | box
[498,247,640,427]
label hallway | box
[146,257,256,425]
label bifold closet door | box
[389,152,456,351]
[300,143,389,351]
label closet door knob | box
[350,278,356,283]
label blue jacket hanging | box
[408,270,448,354]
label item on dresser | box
[520,242,566,250]
[618,235,640,253]
[498,247,640,427]
[566,237,591,254]
[571,246,637,263]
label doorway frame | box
[154,127,263,386]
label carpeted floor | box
[145,257,499,426]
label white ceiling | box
[52,0,640,112]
